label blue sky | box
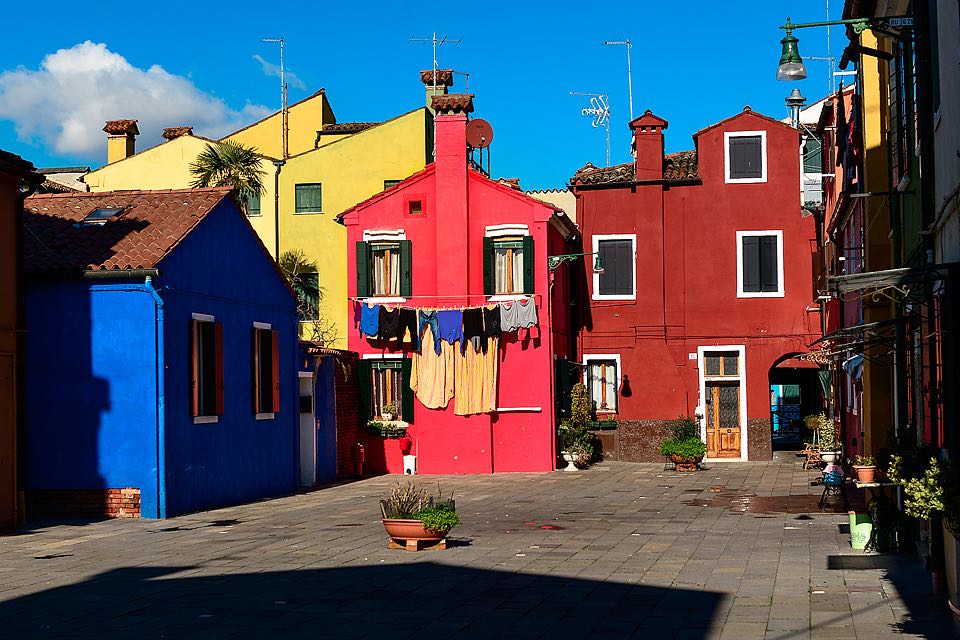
[0,1,839,190]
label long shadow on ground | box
[0,562,724,638]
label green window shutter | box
[399,240,413,297]
[295,183,322,213]
[247,192,261,216]
[400,358,414,423]
[483,237,494,295]
[356,359,372,424]
[522,236,535,294]
[356,241,370,297]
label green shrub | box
[660,437,707,459]
[558,382,599,461]
[853,455,875,466]
[381,481,429,519]
[667,415,698,441]
[414,503,460,534]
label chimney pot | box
[103,119,139,163]
[421,69,454,108]
[628,110,668,181]
[162,126,194,140]
[431,93,474,115]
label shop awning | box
[808,318,900,347]
[828,263,956,294]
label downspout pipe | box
[273,160,285,259]
[143,276,166,519]
[15,180,39,527]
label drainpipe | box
[273,160,285,259]
[143,276,166,519]
[15,180,39,527]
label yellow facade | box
[81,90,433,348]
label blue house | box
[22,187,300,518]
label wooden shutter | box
[730,136,762,179]
[482,237,494,295]
[399,239,413,297]
[400,358,414,424]
[522,236,535,294]
[252,327,260,414]
[759,236,779,292]
[214,322,224,416]
[190,320,200,417]
[742,236,761,292]
[271,330,280,413]
[295,183,322,212]
[356,359,372,424]
[356,241,370,297]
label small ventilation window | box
[81,207,124,225]
[407,200,423,216]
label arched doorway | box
[769,352,824,450]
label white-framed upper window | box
[736,230,784,298]
[725,130,767,183]
[583,354,621,414]
[592,234,636,300]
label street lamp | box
[777,23,807,81]
[547,252,604,273]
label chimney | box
[421,69,454,108]
[431,93,474,298]
[162,126,194,141]
[629,110,668,181]
[103,120,139,163]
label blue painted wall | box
[158,200,299,517]
[25,281,162,517]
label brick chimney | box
[421,69,454,109]
[162,126,193,141]
[431,93,473,298]
[103,120,139,164]
[629,110,668,181]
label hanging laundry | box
[378,306,400,341]
[409,329,455,409]
[437,309,464,344]
[499,301,520,332]
[483,305,501,337]
[417,309,441,355]
[359,303,380,337]
[461,308,485,354]
[398,308,419,348]
[454,335,498,416]
[515,298,538,329]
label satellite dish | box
[466,118,494,148]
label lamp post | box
[548,252,604,273]
[776,15,913,81]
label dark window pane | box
[721,352,739,376]
[742,236,761,292]
[729,135,763,179]
[598,239,633,295]
[718,385,739,427]
[256,329,273,412]
[802,136,822,173]
[705,355,721,376]
[247,192,261,215]
[197,321,217,416]
[384,180,401,189]
[295,183,322,213]
[759,236,778,292]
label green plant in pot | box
[557,383,599,471]
[381,402,397,421]
[659,415,707,472]
[852,455,877,483]
[809,413,840,463]
[380,481,460,550]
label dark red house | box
[339,94,577,475]
[570,107,821,461]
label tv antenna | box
[261,37,288,158]
[603,39,634,121]
[410,32,461,96]
[571,92,611,167]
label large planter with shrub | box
[660,416,707,472]
[379,481,459,552]
[557,382,598,470]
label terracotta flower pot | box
[669,454,704,472]
[381,518,448,541]
[854,465,877,483]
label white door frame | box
[696,345,748,461]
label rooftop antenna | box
[261,37,288,159]
[410,32,462,98]
[603,39,634,121]
[571,92,611,167]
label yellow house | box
[82,72,450,347]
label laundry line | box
[348,294,541,311]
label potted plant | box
[812,413,840,463]
[379,481,459,551]
[381,403,397,422]
[365,420,406,438]
[659,415,707,472]
[557,383,598,471]
[853,455,877,483]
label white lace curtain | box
[494,246,523,294]
[371,248,400,296]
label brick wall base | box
[747,418,773,461]
[27,488,141,519]
[594,418,773,462]
[333,351,360,479]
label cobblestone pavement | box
[0,458,954,639]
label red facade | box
[340,95,575,474]
[571,108,820,460]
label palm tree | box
[278,250,322,333]
[189,140,266,211]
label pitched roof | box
[570,150,700,186]
[23,187,233,274]
[0,149,44,183]
[318,121,379,135]
[221,89,326,140]
[693,106,795,137]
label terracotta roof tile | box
[103,120,139,135]
[420,69,454,87]
[0,148,44,182]
[23,187,232,274]
[319,122,379,134]
[162,126,193,140]
[570,150,700,186]
[431,93,474,114]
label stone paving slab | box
[0,460,955,638]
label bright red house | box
[339,94,576,475]
[570,107,821,461]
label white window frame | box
[736,230,784,298]
[592,234,637,301]
[582,353,621,414]
[696,345,748,461]
[362,230,407,304]
[724,130,767,184]
[486,226,531,302]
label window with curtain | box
[370,242,401,297]
[370,360,403,421]
[586,359,618,412]
[493,237,524,294]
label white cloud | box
[0,41,272,159]
[253,54,307,91]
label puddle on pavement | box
[685,490,846,514]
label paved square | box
[0,459,953,638]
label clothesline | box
[349,295,540,311]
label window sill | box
[193,416,219,425]
[255,412,275,421]
[246,213,263,217]
[360,296,407,304]
[592,294,636,301]
[725,177,767,184]
[293,210,324,215]
[736,291,785,298]
[487,294,533,302]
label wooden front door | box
[705,382,741,458]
